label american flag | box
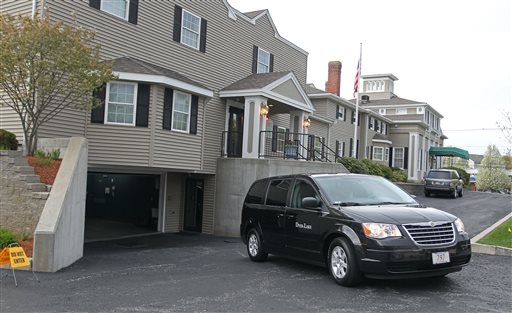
[353,60,360,98]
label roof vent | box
[361,95,370,103]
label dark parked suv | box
[424,169,464,198]
[240,173,471,286]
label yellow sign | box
[8,247,30,268]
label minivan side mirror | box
[302,197,321,209]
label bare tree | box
[497,110,512,145]
[0,14,113,155]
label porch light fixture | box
[303,117,311,128]
[260,103,269,117]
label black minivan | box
[240,173,471,286]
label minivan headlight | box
[454,218,465,233]
[362,223,402,239]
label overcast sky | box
[228,0,511,155]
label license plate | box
[434,181,442,185]
[432,251,450,264]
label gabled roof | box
[243,10,266,19]
[222,1,308,55]
[111,57,213,97]
[220,72,315,113]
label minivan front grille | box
[403,222,455,246]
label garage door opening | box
[85,173,160,242]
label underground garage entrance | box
[85,173,160,241]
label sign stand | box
[0,243,39,287]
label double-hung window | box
[276,127,286,152]
[393,147,405,168]
[100,0,129,20]
[172,91,191,132]
[373,147,384,161]
[105,82,137,125]
[181,9,201,49]
[257,48,270,73]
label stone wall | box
[0,150,48,236]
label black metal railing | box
[221,130,343,163]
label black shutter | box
[252,45,258,73]
[190,95,199,134]
[404,147,409,170]
[342,142,345,157]
[343,108,347,121]
[269,53,274,72]
[271,126,277,152]
[135,83,150,127]
[173,5,182,43]
[336,106,340,119]
[128,0,138,24]
[199,18,207,52]
[89,0,100,10]
[335,140,340,157]
[163,88,173,130]
[389,148,394,167]
[321,137,325,158]
[370,146,374,159]
[91,84,106,123]
[349,138,353,157]
[356,140,359,158]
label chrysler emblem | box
[429,221,435,227]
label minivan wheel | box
[327,237,361,286]
[452,188,458,199]
[247,229,268,262]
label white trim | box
[219,72,315,113]
[256,47,270,73]
[100,0,129,20]
[113,71,213,97]
[372,139,393,145]
[171,90,192,133]
[104,81,138,126]
[181,8,201,50]
[373,146,384,161]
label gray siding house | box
[1,0,348,239]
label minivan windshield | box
[313,175,417,207]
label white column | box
[242,96,267,159]
[289,110,309,159]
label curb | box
[471,212,512,257]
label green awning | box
[429,147,469,160]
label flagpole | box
[353,43,362,158]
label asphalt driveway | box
[1,191,510,313]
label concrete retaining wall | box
[33,137,88,272]
[214,158,348,237]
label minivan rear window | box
[427,171,450,179]
[245,180,268,205]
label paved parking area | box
[1,191,510,313]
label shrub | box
[339,157,407,182]
[35,149,47,158]
[0,227,17,248]
[48,149,60,160]
[445,166,470,186]
[0,129,19,150]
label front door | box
[184,179,204,232]
[227,106,244,157]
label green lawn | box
[478,218,512,248]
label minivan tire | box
[246,229,268,262]
[327,237,362,286]
[452,188,458,199]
